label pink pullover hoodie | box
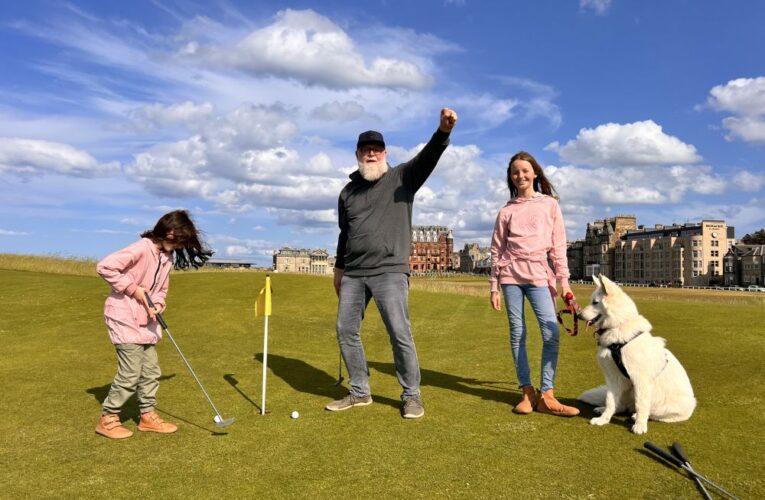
[489,194,570,297]
[96,238,172,344]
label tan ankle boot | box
[536,389,580,417]
[138,411,178,434]
[513,385,537,414]
[95,413,133,439]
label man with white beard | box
[327,108,458,419]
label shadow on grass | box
[86,374,230,435]
[256,353,401,409]
[636,448,680,474]
[86,374,177,422]
[258,353,570,409]
[368,360,516,405]
[224,373,261,412]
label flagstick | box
[261,314,269,415]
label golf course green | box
[1,255,763,498]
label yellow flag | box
[255,275,272,317]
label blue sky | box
[1,0,763,265]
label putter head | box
[333,375,344,387]
[214,416,236,428]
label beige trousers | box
[102,343,161,415]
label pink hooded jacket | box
[96,238,172,344]
[489,194,570,296]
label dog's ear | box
[592,275,601,288]
[600,275,616,295]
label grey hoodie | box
[335,129,451,276]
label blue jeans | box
[336,273,421,401]
[501,284,560,392]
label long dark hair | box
[507,151,558,199]
[141,210,213,270]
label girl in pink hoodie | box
[94,210,212,439]
[490,152,579,418]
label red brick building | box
[410,225,453,273]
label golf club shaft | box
[685,462,713,500]
[162,326,223,417]
[145,296,223,418]
[670,443,712,500]
[644,443,738,499]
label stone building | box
[457,243,488,273]
[615,220,732,286]
[566,240,585,280]
[724,244,765,286]
[410,225,453,273]
[272,247,334,275]
[581,216,637,278]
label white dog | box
[577,275,696,434]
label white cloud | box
[706,77,765,144]
[209,234,280,258]
[0,137,120,177]
[721,116,765,143]
[0,229,30,236]
[580,0,612,15]
[309,101,366,122]
[547,163,725,206]
[186,9,433,90]
[495,76,561,129]
[733,170,765,192]
[550,120,702,166]
[707,77,765,116]
[126,101,214,131]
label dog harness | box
[598,330,644,380]
[607,337,641,380]
[601,331,669,381]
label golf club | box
[146,296,235,428]
[643,442,738,499]
[333,350,344,386]
[671,442,712,500]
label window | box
[711,240,719,247]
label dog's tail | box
[578,385,607,406]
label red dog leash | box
[556,292,580,336]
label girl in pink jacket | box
[489,152,579,418]
[94,210,212,439]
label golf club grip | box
[644,442,683,467]
[670,442,690,464]
[144,295,168,330]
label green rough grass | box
[1,267,763,499]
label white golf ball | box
[291,410,299,419]
[214,415,222,423]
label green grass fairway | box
[1,265,764,498]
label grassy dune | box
[1,261,763,498]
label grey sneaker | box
[402,398,425,419]
[325,393,373,412]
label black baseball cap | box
[356,130,385,150]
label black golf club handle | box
[670,442,690,464]
[144,295,168,330]
[644,442,684,467]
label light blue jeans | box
[501,284,560,392]
[336,273,421,401]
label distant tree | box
[741,229,765,244]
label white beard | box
[357,159,388,182]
